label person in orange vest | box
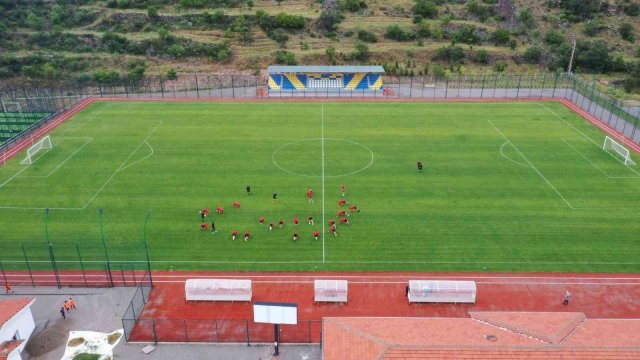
[4,282,14,294]
[69,297,76,310]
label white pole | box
[567,37,577,74]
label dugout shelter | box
[267,65,385,93]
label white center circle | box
[272,138,374,178]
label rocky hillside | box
[0,0,638,96]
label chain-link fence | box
[121,270,153,342]
[123,317,322,344]
[1,73,639,152]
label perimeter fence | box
[1,72,639,154]
[0,209,153,288]
[122,317,322,344]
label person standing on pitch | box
[563,291,571,305]
[211,220,217,234]
[272,192,278,203]
[417,161,423,172]
[307,188,314,203]
[246,185,252,195]
[60,307,66,320]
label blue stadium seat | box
[282,76,295,90]
[355,74,370,90]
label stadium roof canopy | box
[267,65,385,74]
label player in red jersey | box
[259,216,265,225]
[340,184,346,196]
[233,201,240,209]
[278,219,284,229]
[292,233,299,241]
[329,226,337,236]
[313,230,319,240]
[337,209,347,217]
[339,217,350,226]
[338,199,347,206]
[200,208,209,221]
[349,205,360,213]
[328,219,335,226]
[307,188,314,203]
[231,230,238,240]
[200,222,209,231]
[217,207,224,214]
[308,216,314,225]
[244,232,250,242]
[293,217,299,225]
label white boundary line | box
[17,137,93,178]
[321,104,326,263]
[539,103,640,173]
[562,138,640,179]
[0,121,163,210]
[498,141,530,168]
[117,140,154,172]
[489,120,575,209]
[272,138,374,178]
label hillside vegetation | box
[0,0,639,97]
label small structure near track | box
[314,280,348,303]
[185,279,252,302]
[408,280,476,304]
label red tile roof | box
[0,340,24,360]
[323,313,640,360]
[0,298,35,328]
[469,311,586,344]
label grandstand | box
[0,111,48,145]
[267,66,385,93]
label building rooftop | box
[267,65,385,74]
[323,312,640,360]
[0,340,23,360]
[0,298,35,328]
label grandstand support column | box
[99,208,115,288]
[20,243,35,287]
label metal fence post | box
[152,320,158,345]
[246,320,250,346]
[76,243,88,287]
[215,320,219,342]
[195,75,200,99]
[21,244,35,287]
[445,78,449,98]
[481,75,485,98]
[409,76,413,98]
[231,75,236,99]
[552,73,558,98]
[516,75,522,98]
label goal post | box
[20,135,52,165]
[603,136,636,165]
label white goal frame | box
[603,136,636,165]
[20,136,52,165]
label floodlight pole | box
[99,208,114,287]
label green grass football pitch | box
[1,101,639,272]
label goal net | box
[20,136,52,165]
[603,136,636,165]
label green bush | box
[434,45,466,64]
[490,28,510,45]
[544,29,565,46]
[624,3,639,16]
[474,48,489,64]
[341,0,367,12]
[494,61,507,72]
[467,0,494,21]
[385,24,415,41]
[167,44,185,58]
[93,69,120,84]
[450,25,481,45]
[557,0,600,21]
[524,46,543,63]
[432,64,446,77]
[416,21,431,38]
[270,28,289,47]
[413,0,438,19]
[518,8,535,27]
[352,42,370,60]
[357,29,378,43]
[619,23,635,42]
[275,50,297,65]
[584,19,603,37]
[167,68,178,80]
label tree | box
[341,0,367,12]
[518,8,535,28]
[318,5,343,32]
[25,12,43,30]
[577,41,612,72]
[524,46,543,63]
[385,24,415,41]
[128,65,146,84]
[357,29,378,42]
[624,3,640,16]
[558,0,601,21]
[619,23,635,42]
[434,45,465,64]
[148,7,159,22]
[490,28,510,45]
[352,42,370,60]
[93,69,120,84]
